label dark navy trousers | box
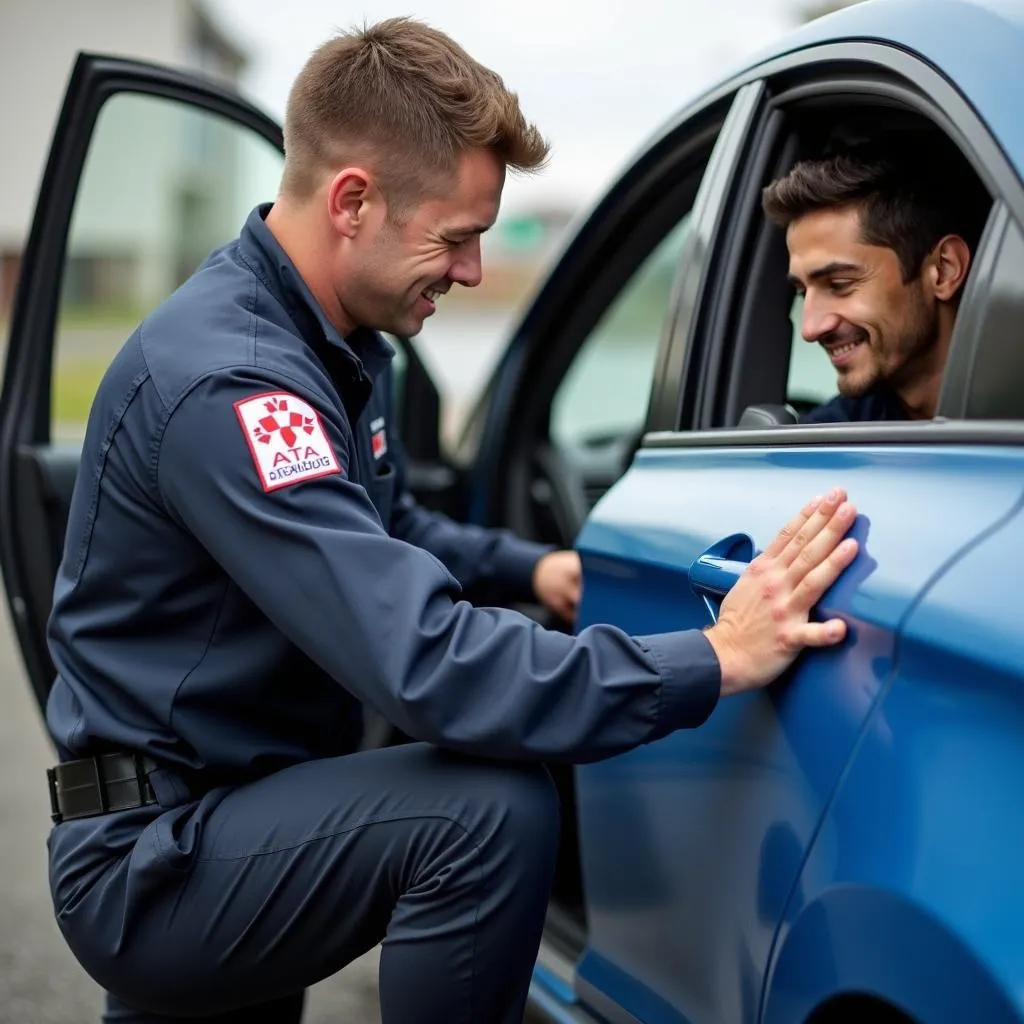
[48,744,561,1023]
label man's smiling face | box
[786,204,939,399]
[343,147,504,338]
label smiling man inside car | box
[763,139,990,423]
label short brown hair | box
[281,17,549,212]
[761,140,989,282]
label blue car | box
[3,1,1023,1022]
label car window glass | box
[550,214,691,449]
[786,294,838,414]
[53,93,283,439]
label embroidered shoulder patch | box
[234,391,342,492]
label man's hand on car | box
[705,488,858,696]
[533,550,582,623]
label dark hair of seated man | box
[762,137,990,423]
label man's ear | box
[927,234,972,302]
[326,168,376,239]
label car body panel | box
[567,442,1024,1023]
[763,486,1024,1024]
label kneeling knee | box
[477,762,560,866]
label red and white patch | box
[370,416,388,460]
[234,391,342,492]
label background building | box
[0,0,247,318]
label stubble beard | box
[837,284,939,399]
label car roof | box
[742,0,1024,178]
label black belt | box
[47,753,159,825]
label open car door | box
[0,53,453,721]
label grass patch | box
[53,357,111,427]
[59,304,146,330]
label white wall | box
[0,0,189,247]
[65,92,284,307]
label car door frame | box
[643,38,1024,439]
[0,54,287,713]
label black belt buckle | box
[48,753,157,825]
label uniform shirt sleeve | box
[157,368,720,763]
[387,425,552,599]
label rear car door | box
[566,42,1024,1024]
[0,54,459,717]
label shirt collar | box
[239,203,395,382]
[867,384,911,420]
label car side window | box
[52,93,283,439]
[550,215,691,450]
[786,294,839,414]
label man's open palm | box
[705,488,858,696]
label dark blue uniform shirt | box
[46,204,720,789]
[802,387,910,423]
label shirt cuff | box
[634,630,721,738]
[493,536,556,600]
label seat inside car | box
[737,402,799,428]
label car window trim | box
[642,419,1024,450]
[945,205,1024,421]
[645,81,766,435]
[936,203,1010,419]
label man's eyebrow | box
[789,261,861,288]
[445,222,492,237]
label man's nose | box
[450,237,483,289]
[802,301,843,344]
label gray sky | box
[207,0,803,214]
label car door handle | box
[690,555,749,596]
[688,533,756,623]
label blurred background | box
[0,0,860,445]
[0,0,857,1020]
